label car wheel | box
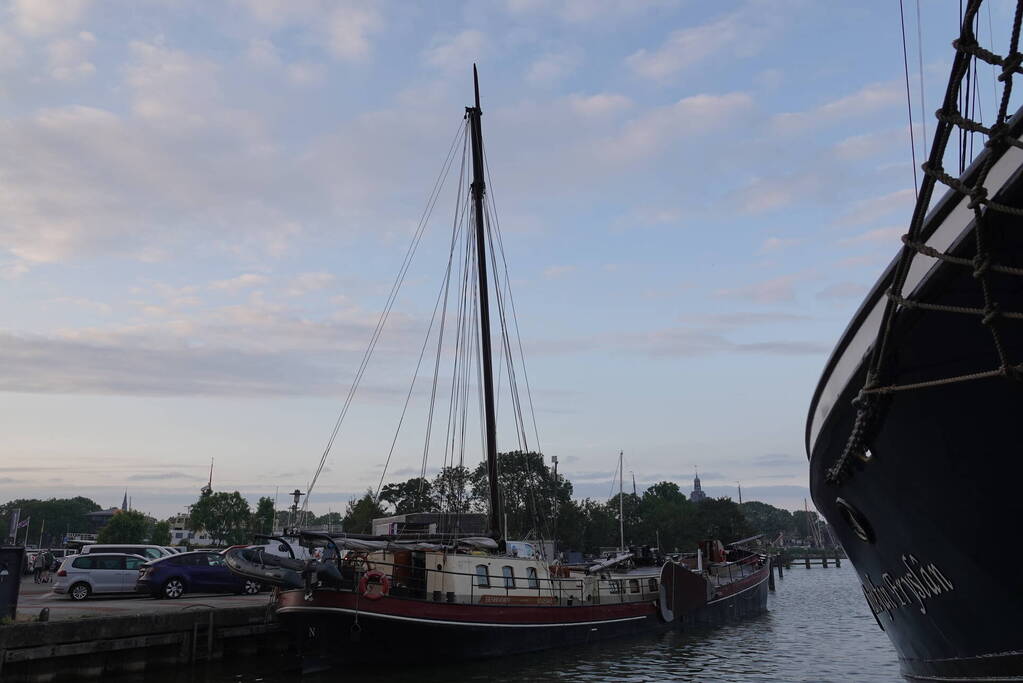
[69,583,91,601]
[162,578,185,599]
[242,579,260,595]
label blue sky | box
[1,0,1013,518]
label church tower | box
[690,468,707,502]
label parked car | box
[48,548,72,571]
[136,551,261,599]
[53,553,148,600]
[79,544,172,561]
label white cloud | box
[505,0,678,24]
[837,225,904,246]
[566,93,632,117]
[286,272,335,296]
[323,4,381,61]
[627,1,782,80]
[210,273,270,292]
[11,0,91,36]
[816,282,868,300]
[714,273,807,304]
[424,30,486,72]
[525,49,582,86]
[48,30,96,81]
[543,265,577,279]
[771,81,904,134]
[833,189,914,228]
[760,236,801,252]
[233,1,382,62]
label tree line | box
[2,453,822,552]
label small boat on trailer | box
[227,66,770,664]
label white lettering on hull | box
[860,554,954,620]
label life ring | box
[358,570,390,600]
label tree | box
[740,501,795,538]
[431,465,477,514]
[189,491,252,546]
[97,510,151,544]
[792,510,822,543]
[342,490,385,534]
[252,496,275,535]
[637,482,697,553]
[150,520,172,546]
[1,497,102,546]
[469,451,571,539]
[379,477,438,514]
[693,497,752,543]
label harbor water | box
[129,564,901,682]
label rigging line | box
[482,143,543,456]
[486,204,529,451]
[988,2,999,105]
[443,206,472,490]
[900,0,921,198]
[419,128,471,490]
[304,119,465,510]
[916,0,928,154]
[375,132,469,501]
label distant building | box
[372,512,487,537]
[167,512,212,547]
[690,472,707,502]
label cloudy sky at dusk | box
[1,0,1012,518]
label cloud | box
[816,282,868,300]
[837,226,903,246]
[771,80,904,134]
[286,272,335,296]
[760,236,801,252]
[676,311,811,328]
[127,472,200,481]
[48,30,96,81]
[525,49,583,86]
[566,93,632,117]
[424,30,487,72]
[505,0,679,24]
[46,296,111,314]
[234,1,382,62]
[714,273,805,304]
[11,0,91,36]
[626,1,783,80]
[833,188,914,228]
[210,273,270,293]
[542,265,577,279]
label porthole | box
[836,497,875,544]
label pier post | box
[777,559,783,578]
[836,553,841,568]
[768,558,776,591]
[823,554,829,568]
[804,556,810,569]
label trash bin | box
[0,546,25,621]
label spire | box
[690,465,707,502]
[121,490,128,511]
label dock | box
[1,581,285,682]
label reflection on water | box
[127,565,902,682]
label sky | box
[1,0,1015,519]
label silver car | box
[53,553,148,600]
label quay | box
[1,581,284,682]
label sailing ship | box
[226,67,769,664]
[807,2,1023,679]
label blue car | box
[136,550,261,599]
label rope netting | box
[827,0,1023,484]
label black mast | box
[467,65,502,541]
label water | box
[136,565,903,682]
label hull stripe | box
[277,605,650,629]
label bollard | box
[768,558,776,591]
[823,554,829,568]
[38,607,49,622]
[836,554,841,568]
[777,559,784,578]
[805,556,810,569]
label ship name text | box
[860,554,954,618]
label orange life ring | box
[358,570,390,600]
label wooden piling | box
[823,554,829,568]
[835,553,841,568]
[777,560,783,578]
[768,557,776,591]
[804,556,810,569]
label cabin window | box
[608,579,623,594]
[475,564,490,587]
[648,578,658,593]
[629,579,640,593]
[526,566,539,589]
[502,566,515,589]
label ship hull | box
[808,117,1023,680]
[276,567,768,664]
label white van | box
[79,544,172,561]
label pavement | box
[13,574,271,622]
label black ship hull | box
[808,112,1023,680]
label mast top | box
[473,63,480,110]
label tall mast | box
[619,450,625,552]
[467,65,502,541]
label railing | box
[321,555,658,607]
